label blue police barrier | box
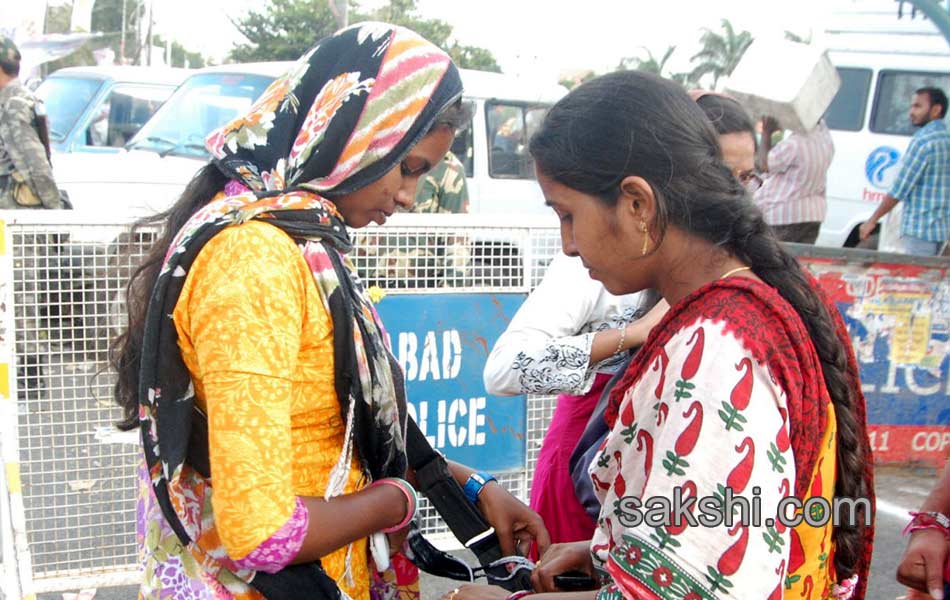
[376,293,528,472]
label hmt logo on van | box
[865,146,901,191]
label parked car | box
[46,62,565,348]
[52,63,285,218]
[34,66,188,154]
[53,62,566,218]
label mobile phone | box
[553,571,597,591]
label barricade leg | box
[0,218,36,600]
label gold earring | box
[640,222,650,255]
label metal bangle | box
[614,325,627,355]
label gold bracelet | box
[615,325,627,355]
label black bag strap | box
[406,419,533,591]
[187,406,532,590]
[406,418,500,559]
[32,112,52,163]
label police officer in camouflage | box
[355,134,475,287]
[0,36,63,209]
[411,150,469,214]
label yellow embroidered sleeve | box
[176,221,311,560]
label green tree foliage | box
[617,45,695,88]
[689,18,753,88]
[90,0,146,64]
[558,71,595,90]
[354,0,500,71]
[230,0,501,72]
[445,43,500,73]
[44,0,207,72]
[618,45,676,75]
[784,30,812,44]
[43,3,96,73]
[230,0,339,62]
[152,35,206,68]
[356,0,454,47]
[45,4,74,34]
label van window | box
[35,76,103,143]
[824,67,872,132]
[82,84,173,148]
[450,101,475,177]
[128,73,274,158]
[871,70,950,136]
[486,102,548,179]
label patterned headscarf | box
[138,22,463,557]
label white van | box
[53,63,566,218]
[818,7,950,248]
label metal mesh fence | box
[350,225,531,291]
[3,217,563,592]
[10,224,155,587]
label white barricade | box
[0,211,562,595]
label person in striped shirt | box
[859,87,950,256]
[753,117,835,244]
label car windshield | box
[127,72,274,158]
[34,76,104,142]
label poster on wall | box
[375,292,527,472]
[805,256,950,466]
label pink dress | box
[529,373,612,544]
[484,255,647,546]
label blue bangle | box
[462,471,497,504]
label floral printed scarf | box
[137,22,462,593]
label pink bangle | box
[370,477,418,534]
[902,511,950,537]
[506,592,533,600]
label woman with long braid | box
[444,71,875,600]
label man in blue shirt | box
[860,87,950,256]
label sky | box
[146,0,833,78]
[410,0,831,79]
[7,0,864,78]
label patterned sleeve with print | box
[175,221,315,562]
[0,88,61,208]
[484,254,605,396]
[591,318,794,600]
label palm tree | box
[784,30,813,44]
[617,46,697,87]
[618,45,677,75]
[689,19,754,88]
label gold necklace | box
[720,266,752,279]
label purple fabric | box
[224,179,252,196]
[137,460,228,599]
[529,372,611,547]
[223,497,310,574]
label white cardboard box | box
[724,39,841,132]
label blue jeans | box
[901,235,942,256]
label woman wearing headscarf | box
[111,23,544,600]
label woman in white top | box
[483,252,664,544]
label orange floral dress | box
[137,220,417,599]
